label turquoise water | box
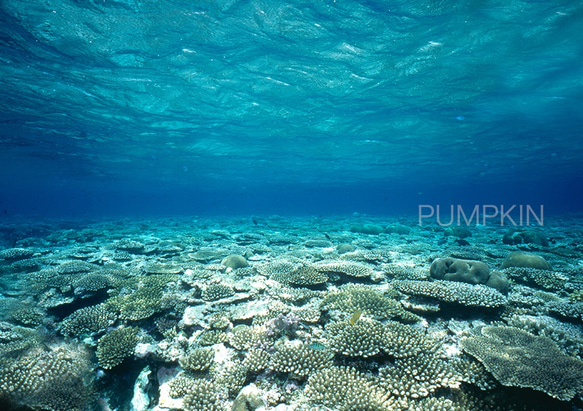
[2,2,583,411]
[1,0,583,216]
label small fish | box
[308,342,327,351]
[349,309,362,325]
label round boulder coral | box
[430,258,490,285]
[500,252,552,270]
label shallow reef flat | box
[1,214,583,411]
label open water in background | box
[1,0,582,217]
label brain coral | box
[461,326,583,401]
[429,258,490,285]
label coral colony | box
[1,215,583,410]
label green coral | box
[60,304,117,336]
[0,344,94,411]
[104,274,178,321]
[314,260,373,279]
[461,326,583,401]
[182,380,222,411]
[201,283,235,301]
[322,284,420,322]
[326,318,386,357]
[96,326,139,369]
[305,366,391,410]
[270,342,333,379]
[392,280,507,308]
[258,259,328,286]
[179,347,215,372]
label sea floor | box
[1,214,583,411]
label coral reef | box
[60,304,117,336]
[305,366,391,410]
[430,257,490,285]
[326,318,386,357]
[270,341,333,378]
[322,284,421,322]
[96,326,139,369]
[501,251,552,270]
[1,215,581,409]
[0,344,95,411]
[461,325,583,401]
[392,280,507,308]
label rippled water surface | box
[1,0,582,215]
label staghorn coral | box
[182,379,223,411]
[461,325,583,401]
[0,344,94,411]
[60,304,117,336]
[168,373,195,398]
[326,318,386,357]
[503,267,568,292]
[382,320,432,358]
[201,283,235,301]
[0,323,43,356]
[452,356,499,391]
[270,341,333,379]
[305,366,391,410]
[378,351,460,399]
[57,260,97,274]
[72,272,114,292]
[115,239,145,253]
[214,360,248,396]
[179,347,215,372]
[322,284,421,322]
[228,325,270,351]
[198,330,228,346]
[7,304,45,327]
[96,326,139,369]
[105,274,178,321]
[267,285,320,304]
[243,348,271,373]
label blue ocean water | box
[3,3,583,410]
[1,0,583,217]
